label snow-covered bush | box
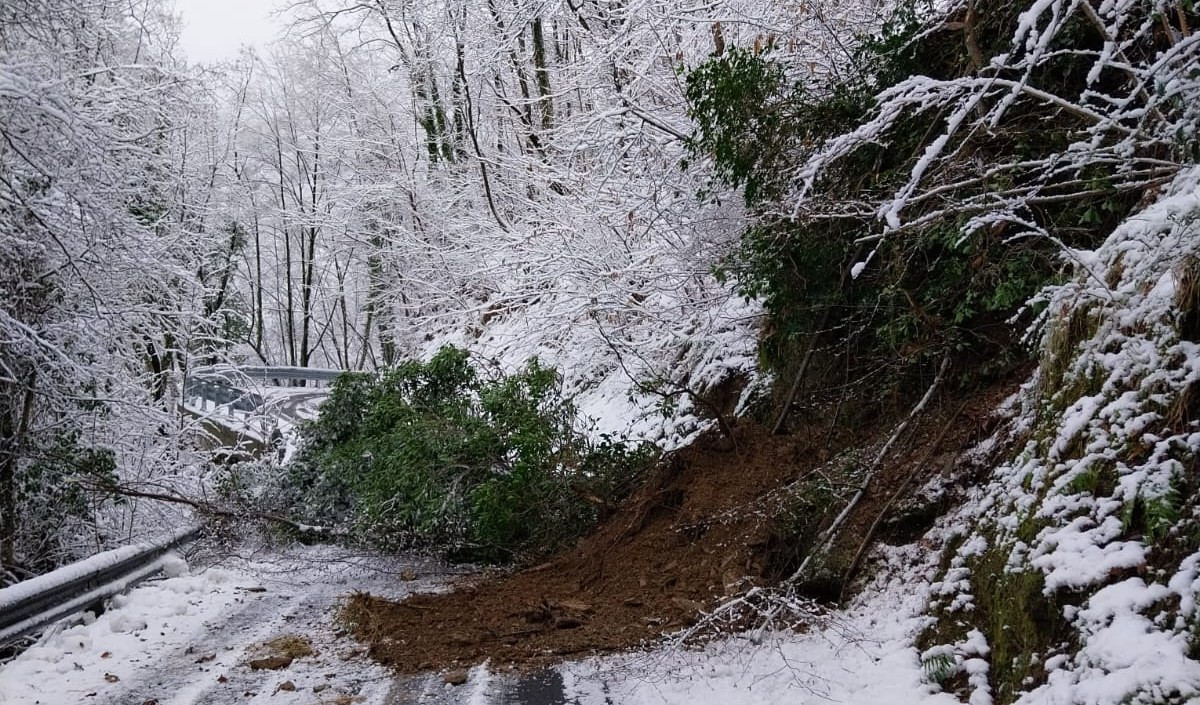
[683,0,1111,416]
[885,0,1200,700]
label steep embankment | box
[340,166,1200,697]
[342,0,1200,699]
[921,168,1200,704]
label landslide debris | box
[245,635,315,671]
[344,379,1016,673]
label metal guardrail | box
[183,366,345,415]
[234,366,344,384]
[184,366,345,413]
[191,365,344,387]
[183,376,264,412]
[0,526,203,647]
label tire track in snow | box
[0,545,443,705]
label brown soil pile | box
[345,378,1018,674]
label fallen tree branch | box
[98,483,341,536]
[838,398,969,603]
[788,351,952,584]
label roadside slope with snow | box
[921,167,1200,704]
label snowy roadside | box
[0,535,982,705]
[0,543,446,705]
[555,543,953,705]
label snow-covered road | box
[258,387,327,425]
[1,541,954,705]
[0,544,450,705]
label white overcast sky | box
[174,0,284,63]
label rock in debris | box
[248,656,294,671]
[443,669,470,686]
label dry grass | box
[251,634,316,660]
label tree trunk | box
[252,211,265,358]
[299,127,320,372]
[276,133,296,367]
[1,373,36,570]
[531,17,554,131]
[488,0,542,156]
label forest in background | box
[2,0,827,574]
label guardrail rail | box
[184,366,345,414]
[233,366,343,384]
[0,525,203,647]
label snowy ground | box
[256,386,328,424]
[0,543,449,705]
[0,537,949,705]
[384,544,952,705]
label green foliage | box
[284,346,656,562]
[685,48,803,205]
[8,432,118,575]
[127,197,167,227]
[921,538,1075,702]
[683,0,1148,416]
[20,433,116,516]
[1066,464,1118,497]
[970,542,1075,702]
[1122,488,1183,543]
[921,651,958,685]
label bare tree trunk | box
[335,255,351,369]
[488,0,543,156]
[531,17,554,131]
[1,373,36,569]
[275,133,296,367]
[300,223,317,369]
[299,127,320,371]
[364,231,397,368]
[425,64,454,163]
[451,8,508,230]
[252,210,265,358]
